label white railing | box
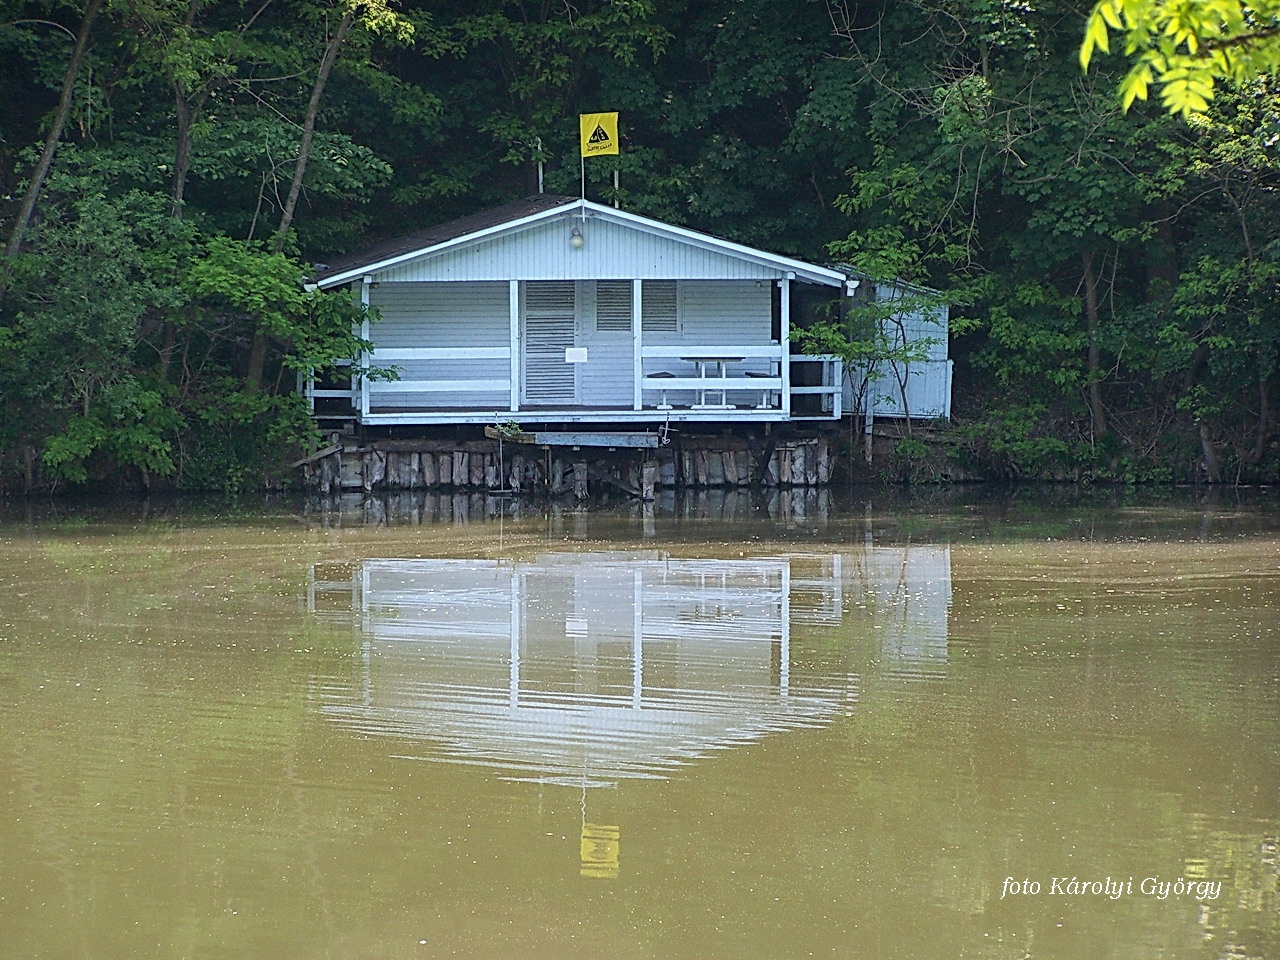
[303,359,356,412]
[789,354,842,419]
[363,347,512,412]
[311,345,847,421]
[640,344,784,410]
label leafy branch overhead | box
[1081,0,1280,114]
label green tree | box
[1082,0,1280,115]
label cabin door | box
[522,281,579,405]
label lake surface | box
[2,489,1277,959]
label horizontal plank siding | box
[377,218,789,283]
[367,281,511,409]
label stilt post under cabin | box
[641,461,657,501]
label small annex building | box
[307,194,951,428]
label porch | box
[307,347,843,427]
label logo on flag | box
[579,113,619,157]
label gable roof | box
[311,194,849,289]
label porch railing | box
[789,354,842,419]
[310,345,844,420]
[639,344,784,410]
[362,346,513,413]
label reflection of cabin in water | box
[309,547,951,786]
[314,554,849,786]
[306,195,951,429]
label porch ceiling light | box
[570,226,584,249]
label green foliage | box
[1082,0,1280,115]
[953,405,1079,480]
[177,384,320,493]
[885,435,950,484]
[185,236,375,377]
[1,0,1277,490]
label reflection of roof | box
[310,548,949,786]
[317,553,853,786]
[324,678,848,787]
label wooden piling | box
[641,461,657,501]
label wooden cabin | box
[307,195,950,428]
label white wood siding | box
[367,281,510,409]
[376,216,790,283]
[578,281,633,407]
[877,284,948,362]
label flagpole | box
[580,156,586,202]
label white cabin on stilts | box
[306,195,950,429]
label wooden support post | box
[641,461,657,501]
[722,451,737,486]
[632,280,644,410]
[573,460,588,500]
[509,280,520,412]
[706,449,725,486]
[816,438,831,484]
[364,449,386,493]
[780,276,792,418]
[319,451,337,495]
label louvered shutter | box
[595,281,633,332]
[641,280,678,334]
[523,281,577,403]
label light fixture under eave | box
[570,226,584,249]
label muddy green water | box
[1,492,1277,960]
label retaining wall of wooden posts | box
[303,435,834,497]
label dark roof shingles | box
[312,194,578,283]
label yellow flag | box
[579,113,619,157]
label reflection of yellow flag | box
[580,823,620,879]
[579,113,619,157]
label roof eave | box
[580,201,848,287]
[316,197,849,289]
[314,198,584,289]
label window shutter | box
[642,280,677,333]
[595,281,632,332]
[523,282,577,403]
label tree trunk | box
[247,6,355,393]
[272,7,356,251]
[1249,373,1271,465]
[1198,421,1221,483]
[1082,250,1109,440]
[159,12,199,383]
[1145,200,1179,302]
[4,0,104,259]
